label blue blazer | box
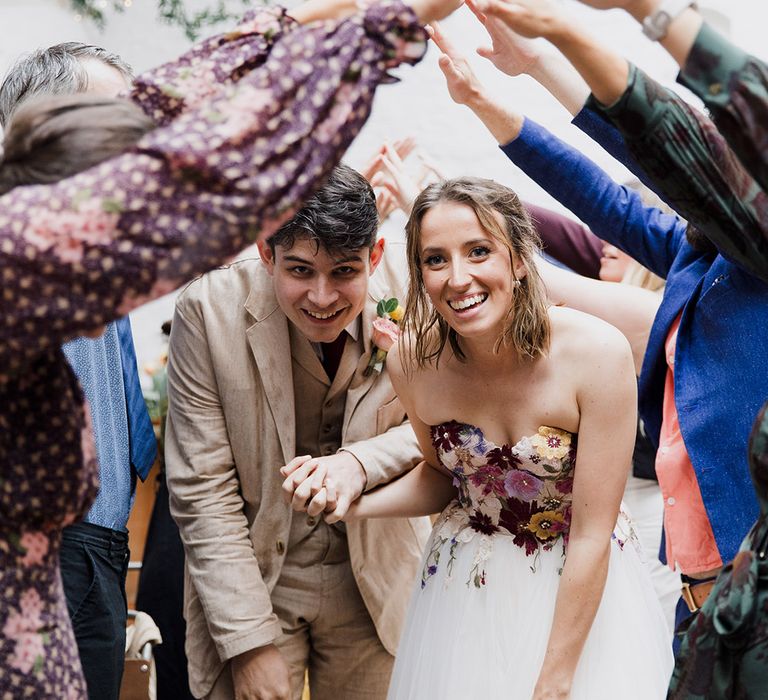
[502,116,768,563]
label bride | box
[329,178,673,698]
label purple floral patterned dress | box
[0,3,427,696]
[387,421,673,699]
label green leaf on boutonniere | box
[377,297,399,317]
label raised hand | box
[429,20,523,144]
[376,188,398,223]
[370,143,422,214]
[429,22,486,107]
[466,0,540,77]
[360,137,416,183]
[474,0,570,41]
[415,149,446,186]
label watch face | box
[643,9,672,40]
[643,0,695,40]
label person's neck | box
[456,329,520,371]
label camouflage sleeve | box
[588,64,768,282]
[679,22,768,193]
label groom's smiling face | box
[259,236,385,344]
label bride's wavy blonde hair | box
[403,177,550,369]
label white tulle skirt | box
[387,514,674,699]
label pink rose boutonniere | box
[364,297,404,377]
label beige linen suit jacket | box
[165,240,431,698]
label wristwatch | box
[641,0,697,41]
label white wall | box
[1,0,765,373]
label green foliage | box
[68,0,254,41]
[376,297,400,317]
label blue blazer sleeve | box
[571,107,654,191]
[501,117,687,279]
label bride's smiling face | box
[418,200,526,340]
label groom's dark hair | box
[268,164,378,255]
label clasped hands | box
[280,451,367,523]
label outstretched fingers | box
[427,21,459,58]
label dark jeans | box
[61,521,129,700]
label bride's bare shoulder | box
[386,335,442,389]
[548,305,632,369]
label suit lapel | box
[244,272,296,465]
[342,280,382,436]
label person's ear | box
[511,252,527,283]
[257,240,276,275]
[369,238,386,275]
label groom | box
[165,164,430,700]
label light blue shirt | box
[63,322,134,531]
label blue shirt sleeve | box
[500,117,687,279]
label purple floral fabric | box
[0,3,427,696]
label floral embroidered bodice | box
[423,421,636,589]
[434,421,576,550]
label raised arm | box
[430,22,686,278]
[524,202,602,279]
[0,0,439,379]
[477,0,768,281]
[463,0,589,116]
[129,6,297,125]
[576,0,768,192]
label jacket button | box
[307,516,316,526]
[276,540,285,555]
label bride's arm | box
[341,459,454,521]
[325,340,455,524]
[532,319,637,700]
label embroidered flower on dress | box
[468,510,498,535]
[424,422,581,586]
[531,426,571,460]
[503,469,543,502]
[526,510,567,540]
[468,463,507,498]
[432,422,464,452]
[555,475,574,495]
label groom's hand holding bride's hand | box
[280,452,367,522]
